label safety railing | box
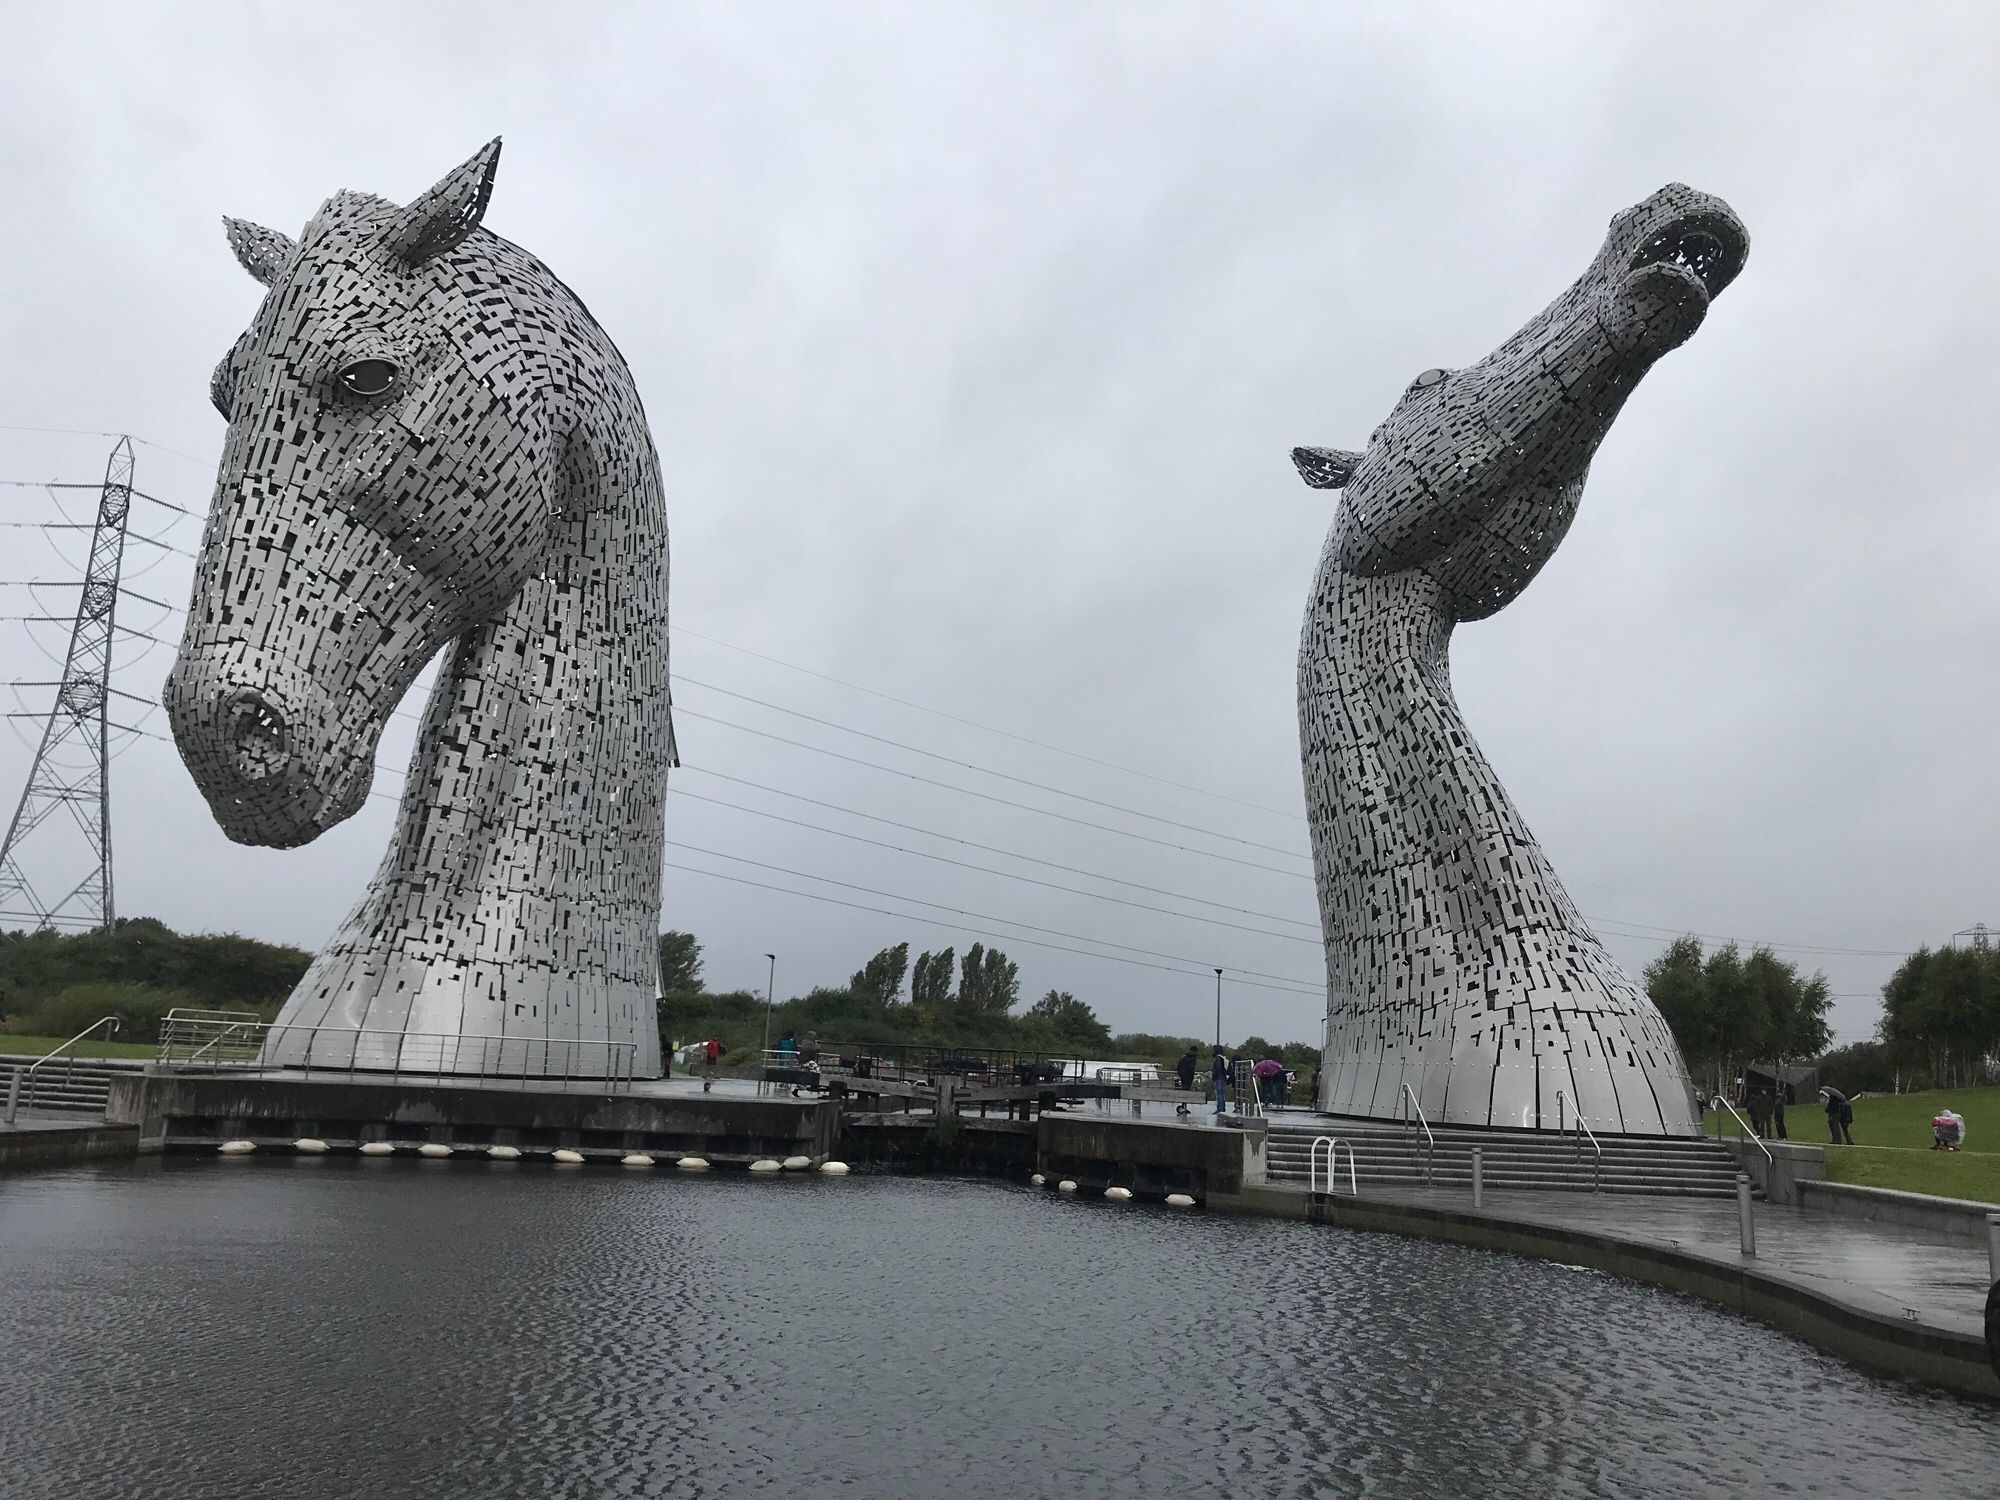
[5,1015,119,1123]
[156,1009,269,1067]
[1231,1058,1265,1118]
[1555,1090,1603,1193]
[158,1014,640,1090]
[1711,1094,1775,1165]
[1397,1081,1434,1183]
[1309,1136,1357,1196]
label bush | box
[25,982,203,1045]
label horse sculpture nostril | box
[223,689,291,782]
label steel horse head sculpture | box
[1293,184,1747,1134]
[167,140,673,1078]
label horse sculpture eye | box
[1410,368,1448,390]
[335,358,400,399]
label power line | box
[673,784,1322,945]
[670,838,1321,989]
[674,622,1308,823]
[677,706,1310,880]
[664,854,1325,1001]
[679,768,1321,928]
[678,672,1308,858]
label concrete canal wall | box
[104,1072,837,1164]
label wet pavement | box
[1354,1184,1995,1336]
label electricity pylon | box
[0,438,135,931]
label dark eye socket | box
[336,358,400,399]
[1410,368,1449,391]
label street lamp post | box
[762,953,778,1058]
[1214,967,1223,1052]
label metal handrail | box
[1555,1090,1603,1193]
[1711,1095,1775,1164]
[5,1015,120,1123]
[182,1022,259,1066]
[1309,1135,1357,1196]
[1397,1082,1434,1183]
[1232,1058,1265,1118]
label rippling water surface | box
[3,1158,1997,1499]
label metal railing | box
[158,1013,639,1089]
[156,1008,265,1066]
[1231,1058,1265,1118]
[1711,1095,1775,1165]
[5,1015,119,1123]
[1397,1082,1434,1183]
[1555,1090,1603,1193]
[1309,1135,1357,1196]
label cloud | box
[0,3,1994,1048]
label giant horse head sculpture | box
[1290,185,1747,1134]
[169,141,672,1078]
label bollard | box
[1988,1214,2000,1284]
[1737,1173,1756,1258]
[1472,1146,1484,1208]
[4,1066,20,1125]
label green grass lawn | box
[0,1034,157,1059]
[1707,1086,2000,1205]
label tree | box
[1026,989,1112,1051]
[849,943,910,1008]
[657,931,704,995]
[1880,945,2000,1089]
[954,943,1020,1020]
[911,948,954,1009]
[1643,935,1833,1090]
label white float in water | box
[1104,1186,1133,1201]
[677,1155,711,1171]
[359,1141,395,1156]
[1030,1173,1046,1186]
[782,1155,812,1171]
[1057,1179,1078,1193]
[818,1160,850,1176]
[293,1138,328,1154]
[749,1159,782,1173]
[418,1143,452,1158]
[552,1148,585,1165]
[487,1145,522,1160]
[621,1153,655,1168]
[1165,1193,1196,1208]
[218,1139,255,1155]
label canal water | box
[3,1159,1996,1499]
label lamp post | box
[1213,968,1223,1052]
[762,953,778,1057]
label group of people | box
[1708,1074,1856,1145]
[1176,1045,1297,1115]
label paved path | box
[1357,1184,1994,1338]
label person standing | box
[1177,1045,1199,1092]
[703,1034,721,1092]
[1772,1081,1791,1142]
[1821,1086,1854,1145]
[1212,1049,1230,1117]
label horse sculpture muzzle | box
[165,643,373,849]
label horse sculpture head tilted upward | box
[1291,185,1747,1134]
[167,140,673,1078]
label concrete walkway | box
[1360,1184,1993,1339]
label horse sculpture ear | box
[384,137,503,267]
[1291,446,1360,489]
[222,217,297,287]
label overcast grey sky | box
[1,3,1995,1047]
